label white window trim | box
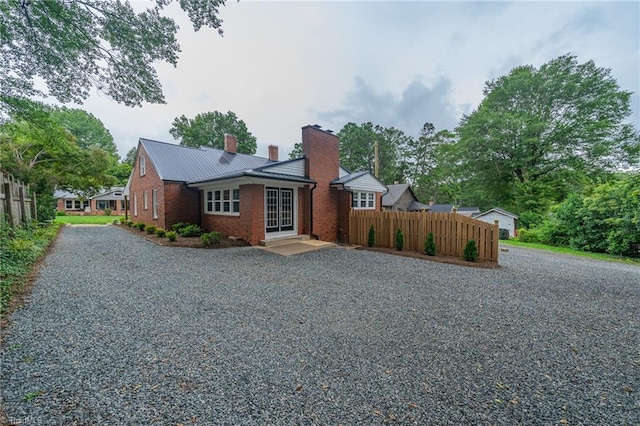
[205,187,240,216]
[133,193,138,216]
[143,190,148,210]
[352,191,376,210]
[152,189,158,219]
[139,155,146,176]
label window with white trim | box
[143,190,148,210]
[205,188,240,215]
[139,155,146,176]
[352,191,375,209]
[152,189,158,219]
[133,193,138,216]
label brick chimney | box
[268,145,278,161]
[224,134,237,153]
[302,124,340,242]
[429,199,435,206]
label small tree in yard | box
[424,232,436,256]
[463,239,479,262]
[367,225,375,247]
[395,228,404,251]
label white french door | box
[266,187,294,233]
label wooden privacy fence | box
[350,210,499,263]
[1,170,37,226]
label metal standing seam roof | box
[330,171,369,185]
[139,138,274,183]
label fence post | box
[4,182,14,225]
[19,184,28,223]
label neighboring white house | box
[473,207,519,238]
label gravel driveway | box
[1,226,639,425]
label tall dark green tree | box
[404,123,460,203]
[337,122,408,184]
[169,111,257,155]
[0,0,227,108]
[457,54,639,213]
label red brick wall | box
[200,183,265,245]
[302,126,340,242]
[164,181,200,229]
[298,187,310,235]
[128,144,201,230]
[336,190,352,243]
[129,144,164,227]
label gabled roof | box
[457,206,480,213]
[428,204,455,213]
[139,138,272,183]
[475,207,519,219]
[53,189,80,199]
[408,200,430,211]
[331,171,387,193]
[382,183,416,207]
[330,171,369,185]
[93,187,125,200]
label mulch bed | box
[356,246,500,269]
[114,224,250,249]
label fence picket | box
[349,210,499,264]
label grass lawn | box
[500,239,640,265]
[54,215,124,225]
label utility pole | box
[374,139,379,178]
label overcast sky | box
[72,1,639,159]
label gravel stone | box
[1,226,639,425]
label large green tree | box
[457,54,639,213]
[169,111,257,155]
[0,100,117,195]
[0,0,227,108]
[403,123,460,203]
[337,122,408,184]
[50,107,117,155]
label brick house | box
[55,187,127,215]
[124,125,387,245]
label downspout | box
[309,182,318,239]
[124,195,128,221]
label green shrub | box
[367,225,375,247]
[424,232,436,256]
[125,220,134,227]
[179,224,202,237]
[104,208,112,216]
[146,224,157,234]
[1,222,60,314]
[113,219,120,224]
[171,222,187,232]
[155,228,166,237]
[463,239,478,262]
[36,193,56,223]
[201,231,224,246]
[166,231,177,241]
[55,211,66,216]
[135,222,146,231]
[395,228,404,251]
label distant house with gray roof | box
[474,207,519,238]
[55,187,126,216]
[125,125,387,245]
[382,183,430,211]
[381,184,479,216]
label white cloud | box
[67,1,637,159]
